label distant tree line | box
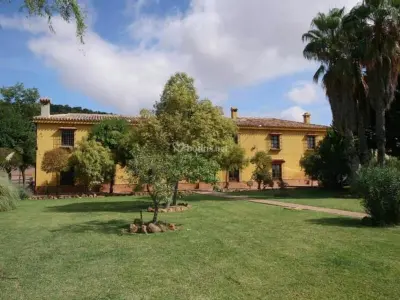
[51,104,108,115]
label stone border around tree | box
[121,220,179,234]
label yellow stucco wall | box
[35,123,129,186]
[35,122,326,187]
[238,129,324,182]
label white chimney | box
[40,98,51,117]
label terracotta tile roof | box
[33,113,139,123]
[34,113,328,130]
[235,117,328,130]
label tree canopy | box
[302,0,400,168]
[41,148,70,174]
[88,118,131,193]
[250,151,272,190]
[300,129,351,189]
[131,72,236,205]
[3,0,86,42]
[69,139,114,189]
[218,142,248,188]
[0,84,38,183]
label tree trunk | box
[7,171,11,181]
[375,101,386,166]
[21,170,26,186]
[109,174,115,194]
[225,171,229,189]
[357,114,370,166]
[172,181,179,206]
[344,128,360,183]
[56,173,59,196]
[257,181,261,190]
[152,197,159,224]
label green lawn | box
[228,188,364,212]
[1,195,399,300]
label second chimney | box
[40,98,51,117]
[303,112,311,124]
[231,107,238,120]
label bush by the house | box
[355,165,400,226]
[300,129,350,189]
[0,177,20,211]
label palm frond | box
[313,65,326,83]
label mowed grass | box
[1,195,399,300]
[228,188,364,212]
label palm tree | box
[302,8,363,175]
[346,0,400,166]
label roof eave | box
[33,119,138,125]
[237,125,328,132]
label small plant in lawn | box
[278,179,288,190]
[0,177,20,211]
[273,179,290,197]
[126,144,178,233]
[355,165,400,226]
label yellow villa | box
[33,100,327,193]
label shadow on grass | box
[51,219,185,235]
[306,217,363,228]
[47,200,150,213]
[182,194,235,202]
[228,187,354,200]
[51,219,130,234]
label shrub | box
[18,186,32,200]
[300,129,350,189]
[133,184,144,192]
[368,155,400,170]
[213,185,224,192]
[41,148,71,174]
[355,165,400,225]
[69,139,114,189]
[252,168,273,190]
[0,177,20,211]
[278,179,287,189]
[250,151,272,190]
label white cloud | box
[124,0,158,17]
[0,0,359,114]
[286,82,318,105]
[280,106,307,122]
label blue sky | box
[0,0,360,125]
